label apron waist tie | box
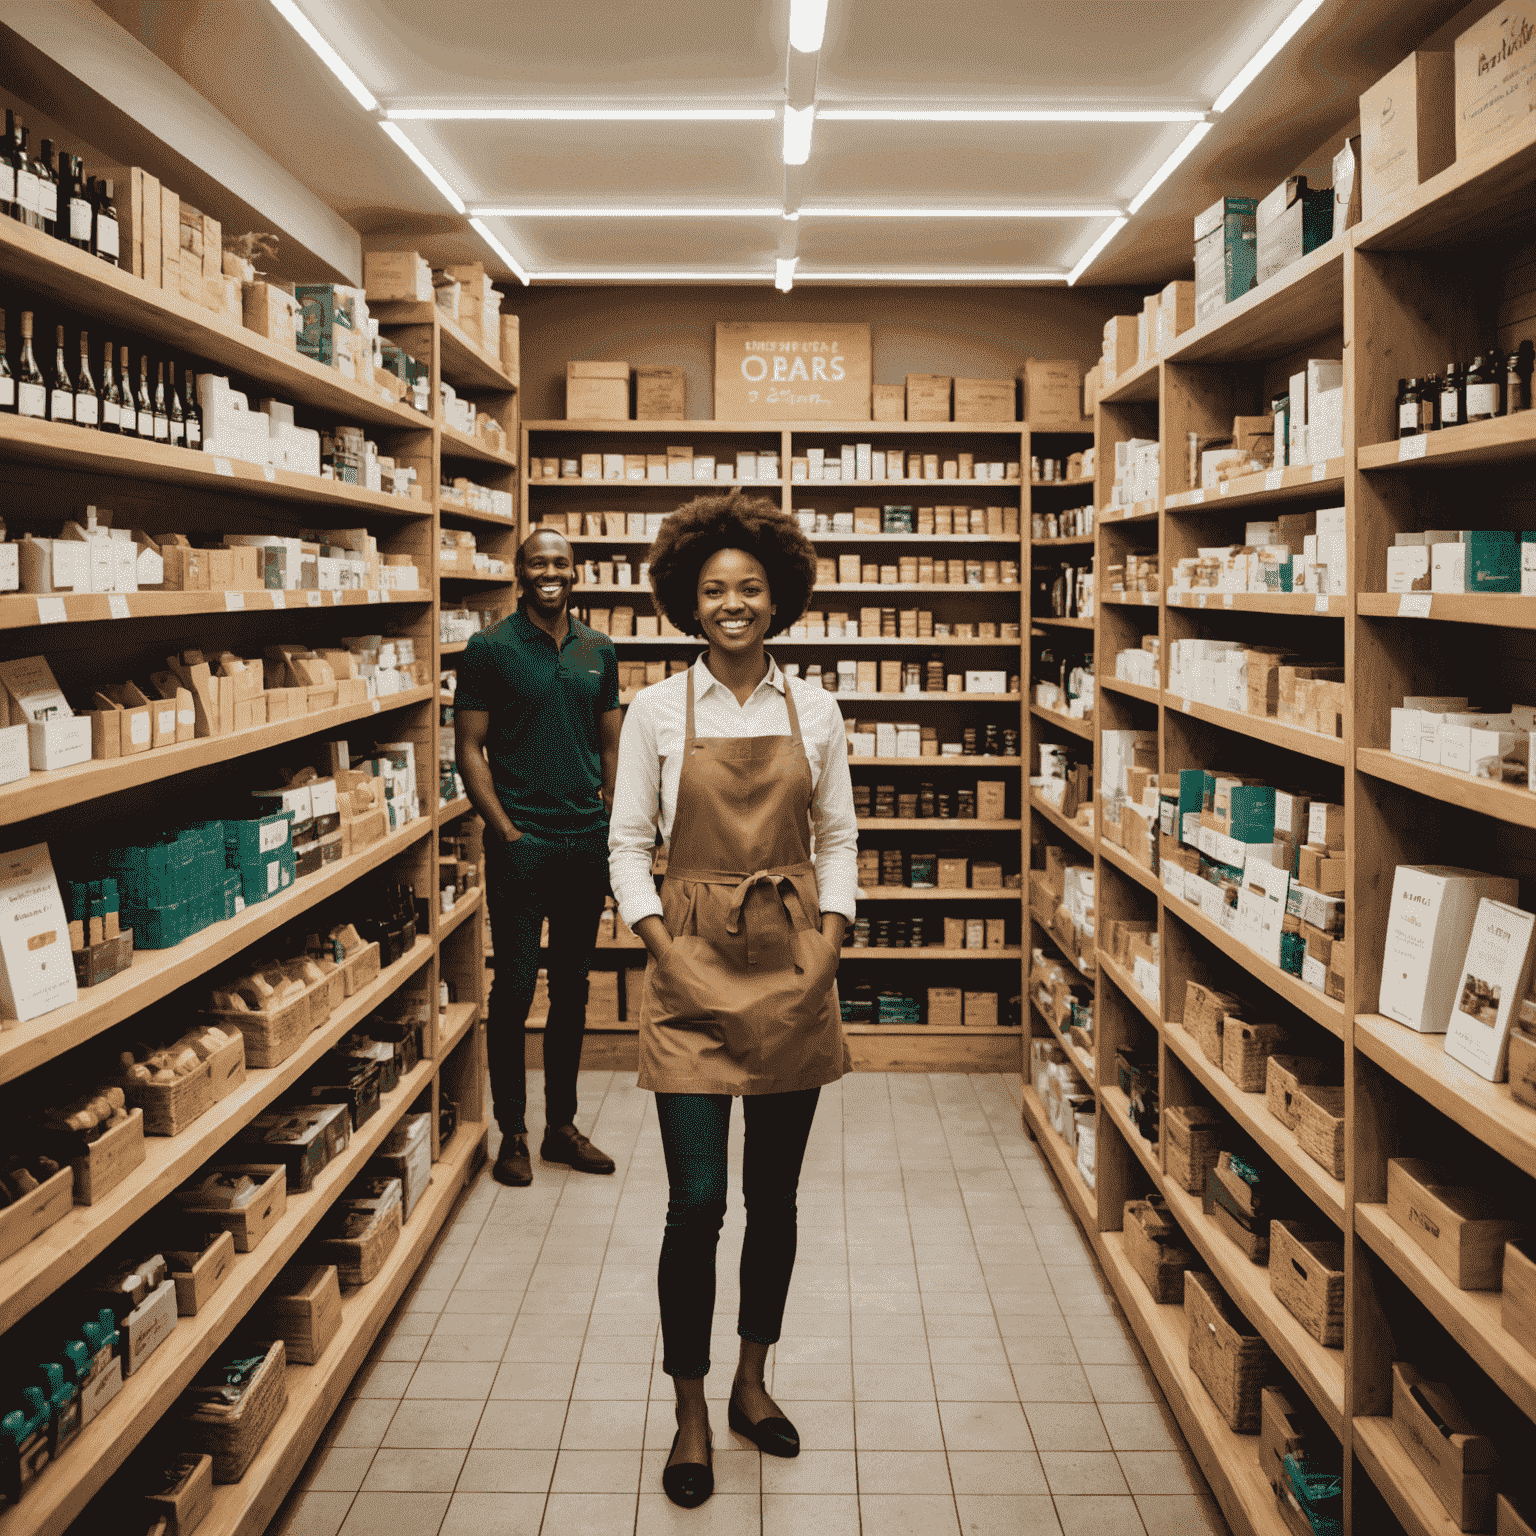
[667,862,816,970]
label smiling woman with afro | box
[646,492,817,640]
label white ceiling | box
[91,0,1479,288]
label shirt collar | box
[513,602,583,647]
[692,654,786,703]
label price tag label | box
[381,589,391,602]
[1398,593,1433,618]
[368,590,381,604]
[107,594,131,620]
[332,590,344,604]
[1219,481,1231,496]
[1143,591,1153,606]
[307,591,322,607]
[1197,593,1208,607]
[1316,593,1332,613]
[262,465,276,482]
[1313,460,1329,481]
[1223,593,1234,608]
[1182,697,1192,713]
[36,597,66,625]
[1398,434,1428,462]
[371,699,381,713]
[215,457,233,477]
[225,591,245,611]
[1265,469,1284,491]
[271,591,286,609]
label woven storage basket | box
[1123,1198,1196,1305]
[1184,981,1238,1066]
[1265,1055,1327,1132]
[1165,1104,1223,1194]
[180,1338,287,1483]
[1269,1220,1345,1348]
[1223,1021,1289,1093]
[1186,1271,1271,1432]
[1295,1085,1346,1180]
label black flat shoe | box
[728,1394,800,1458]
[492,1135,531,1186]
[662,1428,713,1508]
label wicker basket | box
[1184,981,1239,1066]
[1265,1055,1328,1132]
[1223,1021,1290,1093]
[179,1338,288,1483]
[210,993,314,1070]
[1165,1104,1224,1194]
[116,1034,247,1137]
[1295,1085,1346,1180]
[1123,1198,1196,1304]
[1269,1220,1345,1348]
[1186,1271,1272,1433]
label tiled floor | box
[269,1072,1229,1536]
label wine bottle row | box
[1,110,119,264]
[0,309,203,447]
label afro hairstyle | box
[647,492,817,640]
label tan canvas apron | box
[637,667,851,1095]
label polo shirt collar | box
[692,654,785,704]
[512,602,584,647]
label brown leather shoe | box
[540,1123,616,1174]
[492,1133,531,1186]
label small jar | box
[1465,353,1504,421]
[1439,364,1464,428]
[1399,377,1434,436]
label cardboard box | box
[1023,358,1084,426]
[567,360,629,420]
[1391,1361,1496,1531]
[872,383,905,420]
[169,1229,236,1316]
[1157,280,1196,353]
[1101,317,1138,383]
[258,1263,342,1365]
[1387,1158,1521,1288]
[242,283,299,345]
[1194,197,1257,320]
[963,991,998,1027]
[363,249,432,302]
[1454,4,1536,162]
[953,377,1015,422]
[634,364,686,420]
[0,842,77,1022]
[144,1454,213,1536]
[906,374,952,421]
[927,988,962,1028]
[1360,52,1456,220]
[1256,179,1334,284]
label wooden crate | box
[1264,1055,1327,1131]
[1269,1220,1345,1348]
[1184,980,1240,1066]
[1205,1164,1271,1265]
[118,1033,247,1136]
[1295,1085,1346,1180]
[1504,1240,1536,1352]
[0,1165,73,1264]
[258,1263,342,1365]
[1510,1028,1536,1111]
[1391,1362,1496,1531]
[341,941,382,996]
[181,1338,289,1483]
[169,1230,237,1316]
[1187,1271,1272,1433]
[143,1453,213,1536]
[1123,1198,1196,1304]
[212,992,314,1069]
[1388,1159,1521,1290]
[1165,1104,1223,1194]
[177,1164,287,1252]
[73,1107,147,1204]
[1223,1021,1289,1093]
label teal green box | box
[124,900,185,950]
[1227,786,1276,844]
[225,812,294,868]
[1466,530,1519,592]
[1179,770,1216,845]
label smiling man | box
[454,528,623,1186]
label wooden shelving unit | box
[0,215,496,1536]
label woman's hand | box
[634,915,673,965]
[820,912,848,950]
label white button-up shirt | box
[608,656,859,929]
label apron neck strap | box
[685,656,802,746]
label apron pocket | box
[795,928,841,999]
[648,936,718,1031]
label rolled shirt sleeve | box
[805,694,860,921]
[607,690,666,928]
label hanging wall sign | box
[714,321,872,420]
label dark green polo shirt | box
[455,605,619,835]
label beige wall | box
[504,284,1148,422]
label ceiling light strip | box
[267,0,379,111]
[468,218,531,286]
[816,108,1206,122]
[1126,121,1213,215]
[470,206,782,218]
[1212,0,1328,113]
[789,0,830,53]
[796,271,1067,283]
[386,107,776,121]
[1067,218,1128,287]
[783,105,815,165]
[468,205,1120,220]
[379,121,466,214]
[798,206,1123,219]
[533,271,775,282]
[775,257,798,292]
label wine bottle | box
[100,339,120,432]
[0,310,13,413]
[74,331,98,428]
[167,361,185,447]
[93,178,120,266]
[119,346,137,437]
[48,324,74,423]
[135,354,153,439]
[16,313,44,419]
[36,138,57,239]
[64,154,91,251]
[183,368,202,449]
[153,360,169,441]
[0,112,17,220]
[14,124,40,230]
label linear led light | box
[1127,121,1213,215]
[795,270,1066,282]
[783,105,815,165]
[817,107,1206,122]
[775,257,798,291]
[386,106,776,121]
[468,218,531,286]
[1212,0,1328,113]
[798,206,1122,219]
[268,0,378,111]
[532,271,772,282]
[1067,217,1128,286]
[470,206,781,218]
[789,0,830,52]
[379,121,465,214]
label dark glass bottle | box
[74,331,98,428]
[135,354,154,439]
[0,309,12,414]
[1398,378,1427,438]
[1439,364,1463,429]
[100,339,120,433]
[167,362,185,447]
[1465,354,1504,421]
[64,154,92,251]
[35,138,57,238]
[48,324,74,423]
[0,111,17,220]
[183,369,202,449]
[119,346,137,437]
[152,360,169,441]
[14,122,40,229]
[16,312,44,419]
[1506,342,1534,415]
[93,179,120,265]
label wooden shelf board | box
[524,419,1028,436]
[794,583,1021,593]
[1029,791,1094,854]
[438,1000,480,1057]
[1164,240,1345,364]
[834,691,1020,704]
[857,817,1020,830]
[0,589,414,634]
[1099,355,1161,405]
[1352,1415,1467,1536]
[438,313,518,393]
[437,502,520,530]
[1357,592,1536,629]
[1100,676,1161,705]
[0,936,433,1334]
[610,636,1017,649]
[0,1052,444,1536]
[439,795,473,821]
[843,1023,1022,1035]
[439,570,514,585]
[1357,746,1536,829]
[809,532,1022,544]
[0,684,433,829]
[1096,950,1163,1032]
[1031,999,1096,1082]
[1166,591,1346,616]
[1030,907,1096,981]
[1164,460,1345,511]
[1033,535,1095,547]
[439,640,469,655]
[1098,837,1161,897]
[531,478,782,491]
[1031,615,1094,630]
[1161,1180,1344,1436]
[1359,411,1536,471]
[1100,1083,1164,1183]
[1019,1083,1096,1230]
[1099,500,1159,523]
[439,422,518,468]
[1162,1021,1345,1228]
[839,947,1024,961]
[1354,1201,1536,1425]
[1103,592,1162,608]
[1030,475,1096,488]
[0,817,432,1086]
[0,219,425,432]
[197,1117,487,1536]
[1354,1012,1536,1182]
[1167,695,1347,766]
[1164,891,1345,1038]
[438,885,484,942]
[1030,704,1093,740]
[791,477,1024,489]
[859,887,1023,902]
[851,755,1022,768]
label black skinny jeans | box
[654,1087,820,1379]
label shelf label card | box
[107,595,130,620]
[1312,461,1329,480]
[367,590,381,603]
[1197,593,1207,607]
[1316,593,1332,613]
[1182,697,1192,713]
[332,590,344,604]
[224,591,245,611]
[1143,591,1154,605]
[1398,434,1428,461]
[36,597,66,625]
[371,699,381,713]
[214,457,233,477]
[262,465,276,482]
[1398,593,1433,618]
[270,591,285,609]
[381,589,391,602]
[1223,593,1234,608]
[1219,481,1231,495]
[1265,469,1284,491]
[306,591,322,607]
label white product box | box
[602,454,624,481]
[1387,546,1432,591]
[1445,897,1536,1081]
[0,655,92,769]
[1439,714,1516,772]
[840,445,856,480]
[875,722,897,756]
[1378,865,1518,1033]
[1468,728,1525,781]
[1310,386,1345,462]
[1432,541,1467,591]
[1391,708,1422,757]
[1523,541,1536,596]
[0,724,27,786]
[0,842,77,1022]
[966,671,1008,694]
[807,448,824,480]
